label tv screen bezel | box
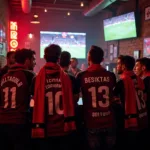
[103,11,138,41]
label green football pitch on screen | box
[40,45,86,59]
[104,20,137,41]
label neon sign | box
[10,21,18,51]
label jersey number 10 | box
[46,91,64,115]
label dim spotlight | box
[67,12,70,16]
[28,33,33,39]
[44,9,47,12]
[34,14,38,18]
[70,35,74,39]
[80,2,84,7]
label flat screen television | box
[103,12,137,41]
[40,31,86,59]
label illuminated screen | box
[40,31,86,59]
[103,12,137,41]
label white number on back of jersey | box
[88,86,109,108]
[3,87,16,109]
[46,91,64,115]
[136,90,146,111]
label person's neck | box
[62,66,69,72]
[7,62,11,67]
[142,70,150,78]
[89,62,101,67]
[71,67,77,70]
[23,64,29,70]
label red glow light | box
[10,21,18,51]
[10,40,18,48]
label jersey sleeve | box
[110,72,117,88]
[113,80,124,104]
[23,70,36,96]
[69,75,80,95]
[143,77,150,102]
[30,76,36,96]
[76,72,82,93]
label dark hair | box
[7,51,15,59]
[136,57,150,71]
[89,45,104,64]
[118,55,135,70]
[15,49,35,64]
[60,51,71,67]
[44,44,61,63]
[71,57,78,62]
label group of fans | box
[0,44,150,150]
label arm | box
[113,80,124,105]
[30,77,36,108]
[143,77,150,102]
[75,73,83,104]
[69,75,80,105]
[30,77,36,96]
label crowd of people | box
[0,44,150,150]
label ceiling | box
[9,0,91,12]
[9,0,130,16]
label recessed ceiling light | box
[80,2,84,7]
[67,12,70,16]
[34,14,38,18]
[28,33,33,39]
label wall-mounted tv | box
[103,12,137,41]
[40,31,86,59]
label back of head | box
[60,51,71,68]
[15,48,35,64]
[7,51,15,59]
[6,51,16,65]
[89,45,104,64]
[71,57,78,62]
[118,55,135,71]
[44,44,62,63]
[136,57,150,71]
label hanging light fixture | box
[31,0,40,24]
[30,16,40,24]
[28,33,33,39]
[80,2,84,7]
[44,8,47,12]
[33,14,38,18]
[67,12,70,16]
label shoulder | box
[113,79,124,96]
[143,76,150,82]
[0,65,8,74]
[23,70,36,79]
[143,76,150,88]
[66,72,76,83]
[67,72,75,80]
[76,70,87,78]
[22,70,36,86]
[116,79,124,88]
[105,70,116,77]
[77,68,82,72]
